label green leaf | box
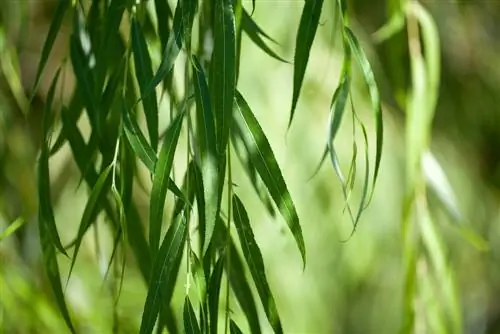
[143,2,183,101]
[211,0,236,155]
[233,91,306,267]
[31,0,70,99]
[230,320,244,334]
[154,0,173,50]
[139,213,188,334]
[0,217,25,242]
[38,69,66,256]
[149,111,185,255]
[232,195,283,333]
[192,56,220,254]
[39,215,76,334]
[132,17,159,151]
[344,27,384,205]
[242,10,288,63]
[184,296,201,334]
[289,0,324,128]
[208,255,225,334]
[181,0,198,53]
[67,164,113,282]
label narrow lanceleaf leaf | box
[181,0,198,53]
[0,217,25,242]
[211,0,236,155]
[139,213,187,334]
[39,216,76,334]
[344,27,384,205]
[38,68,66,256]
[230,320,244,334]
[132,17,159,151]
[289,0,324,128]
[184,296,201,334]
[31,0,70,100]
[154,0,173,50]
[232,195,283,333]
[149,111,185,255]
[67,164,113,282]
[192,56,220,254]
[208,255,225,334]
[143,2,183,102]
[233,91,306,266]
[241,11,288,63]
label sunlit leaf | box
[149,111,185,255]
[139,213,188,334]
[211,0,236,155]
[67,164,113,282]
[193,56,220,254]
[344,27,384,204]
[289,0,324,128]
[132,17,159,150]
[232,194,283,333]
[234,91,306,266]
[183,296,201,334]
[31,0,70,99]
[0,217,25,242]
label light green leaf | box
[211,0,236,155]
[67,164,113,282]
[139,213,188,334]
[344,27,384,205]
[234,91,306,267]
[192,56,220,254]
[132,17,159,150]
[149,111,185,255]
[31,0,70,100]
[183,296,201,334]
[289,0,324,128]
[232,194,283,333]
[0,217,25,242]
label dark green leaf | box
[289,0,324,128]
[344,27,384,204]
[230,320,244,334]
[154,0,173,50]
[208,255,225,334]
[182,0,198,53]
[132,17,159,150]
[31,0,69,99]
[184,296,201,334]
[211,0,236,155]
[232,195,283,333]
[149,111,185,255]
[242,10,288,63]
[67,164,113,281]
[192,56,220,254]
[234,91,306,267]
[139,213,188,334]
[39,216,76,333]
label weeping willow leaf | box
[230,320,244,334]
[184,296,201,334]
[39,216,76,334]
[132,17,159,150]
[67,164,113,282]
[211,0,236,155]
[38,68,66,255]
[234,91,306,266]
[139,213,188,334]
[181,0,198,53]
[149,111,185,254]
[192,56,220,254]
[232,195,283,333]
[154,0,173,50]
[289,0,324,128]
[144,2,183,101]
[31,0,69,99]
[0,217,25,242]
[344,27,384,204]
[208,255,225,334]
[242,10,288,63]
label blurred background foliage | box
[0,0,499,333]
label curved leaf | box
[184,296,201,334]
[149,111,185,255]
[289,0,324,128]
[232,195,283,333]
[233,91,306,267]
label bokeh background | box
[1,0,500,333]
